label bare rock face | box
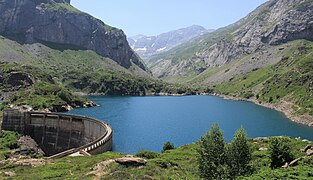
[203,0,313,67]
[0,72,34,91]
[12,136,45,158]
[204,0,313,66]
[0,0,146,70]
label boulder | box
[306,149,313,156]
[83,101,97,108]
[301,145,312,152]
[115,157,147,166]
[19,105,33,112]
[51,104,73,112]
[288,157,303,167]
[281,162,289,168]
[3,171,16,177]
[258,147,268,151]
[12,136,45,158]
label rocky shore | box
[9,101,98,113]
[221,95,313,127]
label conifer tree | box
[226,127,252,177]
[269,137,294,168]
[197,123,227,179]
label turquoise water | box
[68,96,313,154]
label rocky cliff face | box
[151,0,313,81]
[0,0,147,70]
[203,0,313,67]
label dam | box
[1,109,113,158]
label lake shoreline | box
[74,91,313,127]
[220,95,313,127]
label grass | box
[40,1,82,14]
[0,63,87,111]
[215,40,313,115]
[0,38,200,111]
[0,131,20,161]
[0,136,312,179]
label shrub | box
[162,142,175,153]
[269,137,294,168]
[244,92,254,99]
[135,150,159,159]
[0,131,20,150]
[268,97,274,103]
[0,103,4,111]
[197,123,227,179]
[57,89,73,103]
[226,127,252,177]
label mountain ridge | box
[146,0,313,118]
[0,0,147,71]
[127,25,212,61]
[149,0,313,81]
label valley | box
[0,0,312,179]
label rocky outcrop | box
[12,136,45,158]
[204,0,313,67]
[0,0,147,70]
[0,71,34,91]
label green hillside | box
[0,36,197,112]
[215,40,313,116]
[0,130,312,179]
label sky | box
[71,0,268,37]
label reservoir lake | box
[68,96,313,154]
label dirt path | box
[86,159,115,180]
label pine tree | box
[226,127,252,177]
[197,123,227,179]
[269,137,294,168]
[162,141,175,153]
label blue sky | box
[71,0,268,37]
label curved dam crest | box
[1,109,113,157]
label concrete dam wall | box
[1,109,112,157]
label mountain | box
[0,0,146,71]
[127,25,211,61]
[0,0,197,111]
[149,0,313,117]
[150,0,313,81]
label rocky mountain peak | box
[197,0,313,65]
[128,25,210,60]
[149,0,313,81]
